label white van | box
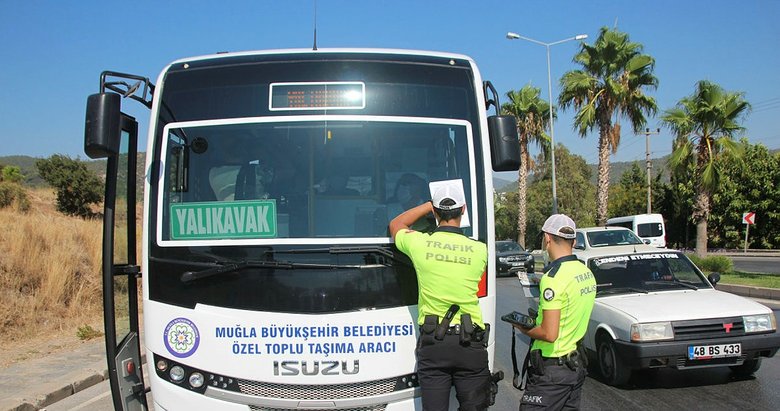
[606,214,666,247]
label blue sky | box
[1,0,778,170]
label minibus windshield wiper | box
[180,259,386,283]
[272,245,409,266]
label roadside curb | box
[0,339,144,411]
[716,283,780,301]
[2,369,108,411]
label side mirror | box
[643,239,651,245]
[708,272,721,285]
[574,243,585,250]
[85,93,121,159]
[488,115,521,171]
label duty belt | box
[541,355,572,366]
[419,324,461,335]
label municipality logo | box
[164,318,200,358]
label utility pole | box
[641,128,660,214]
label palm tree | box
[501,85,551,247]
[559,27,658,225]
[661,80,749,257]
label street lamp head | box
[575,34,588,40]
[506,32,521,40]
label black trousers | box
[519,362,587,410]
[416,332,491,411]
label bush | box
[35,155,103,218]
[1,165,25,184]
[0,182,30,212]
[688,254,734,273]
[76,324,104,341]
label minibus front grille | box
[237,376,403,399]
[250,406,387,411]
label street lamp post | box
[506,32,587,215]
[640,127,661,214]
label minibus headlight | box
[189,372,205,388]
[169,365,185,382]
[156,359,168,372]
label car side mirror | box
[643,239,651,245]
[708,272,721,285]
[574,243,585,250]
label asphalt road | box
[492,277,780,410]
[48,278,780,411]
[729,256,780,274]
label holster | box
[422,315,437,335]
[488,370,504,406]
[472,323,489,347]
[576,339,589,367]
[459,314,473,345]
[529,349,545,376]
[564,340,588,370]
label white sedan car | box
[574,246,780,386]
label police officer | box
[514,214,596,410]
[390,184,490,411]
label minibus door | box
[85,91,147,411]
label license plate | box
[510,261,524,266]
[688,343,741,360]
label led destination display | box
[269,82,365,110]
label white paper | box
[428,179,470,228]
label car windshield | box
[586,230,644,247]
[587,252,711,296]
[497,241,523,253]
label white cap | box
[431,185,466,210]
[542,214,577,239]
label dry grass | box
[0,188,104,344]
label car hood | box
[496,251,531,258]
[596,288,772,322]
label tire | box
[730,358,762,377]
[597,336,632,386]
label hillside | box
[0,154,146,194]
[0,188,106,367]
[496,154,672,192]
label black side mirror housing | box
[85,93,121,159]
[708,272,721,285]
[488,115,521,171]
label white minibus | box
[83,48,521,411]
[606,214,666,248]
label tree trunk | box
[693,141,711,257]
[596,126,612,225]
[516,139,529,247]
[693,181,711,258]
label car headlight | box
[630,322,674,342]
[743,314,776,333]
[498,257,509,263]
